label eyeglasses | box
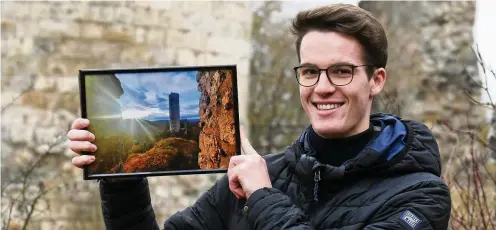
[294,64,374,87]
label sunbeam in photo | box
[134,118,159,143]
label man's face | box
[298,31,385,138]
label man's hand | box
[67,118,97,168]
[227,126,272,200]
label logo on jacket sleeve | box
[399,210,422,229]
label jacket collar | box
[285,113,413,185]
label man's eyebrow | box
[299,62,318,67]
[298,62,356,67]
[330,62,356,67]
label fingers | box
[229,175,246,199]
[72,155,95,168]
[227,164,247,199]
[69,141,97,154]
[67,129,95,142]
[71,118,90,130]
[240,125,247,140]
[228,155,245,168]
[69,118,95,168]
[239,126,258,156]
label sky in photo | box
[115,70,200,121]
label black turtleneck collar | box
[309,124,376,167]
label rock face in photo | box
[121,137,199,173]
[196,69,237,169]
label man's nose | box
[314,71,336,94]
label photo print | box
[79,65,240,179]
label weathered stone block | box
[38,20,80,38]
[204,53,235,65]
[2,107,39,144]
[33,37,59,56]
[151,47,176,65]
[135,26,146,43]
[20,91,55,110]
[55,77,79,93]
[147,28,166,45]
[43,58,71,77]
[133,6,155,26]
[58,2,88,20]
[196,53,208,66]
[181,1,213,15]
[178,13,212,34]
[120,46,154,64]
[2,37,33,56]
[146,1,173,10]
[165,10,188,30]
[100,6,115,22]
[82,22,105,39]
[27,2,51,20]
[154,9,170,28]
[113,6,134,24]
[7,2,30,20]
[166,29,207,51]
[206,37,250,57]
[33,76,57,91]
[89,41,122,62]
[165,29,183,47]
[84,5,109,23]
[176,48,196,66]
[1,20,16,40]
[103,23,136,44]
[59,40,94,59]
[212,2,252,23]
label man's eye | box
[302,68,318,75]
[333,68,352,75]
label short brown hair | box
[291,4,388,77]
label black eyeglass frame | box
[293,64,376,87]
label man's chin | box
[312,124,345,138]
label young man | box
[68,4,451,230]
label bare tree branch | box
[1,76,35,113]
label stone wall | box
[1,1,253,229]
[359,1,485,168]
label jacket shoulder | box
[389,172,446,189]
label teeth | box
[316,104,341,110]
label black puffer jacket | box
[100,114,451,230]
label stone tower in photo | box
[169,92,180,132]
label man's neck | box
[309,124,375,167]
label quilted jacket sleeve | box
[244,187,315,229]
[363,180,451,230]
[163,175,233,230]
[100,178,160,230]
[100,175,233,230]
[245,180,450,230]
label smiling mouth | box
[313,103,344,110]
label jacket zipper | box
[307,168,322,224]
[313,169,321,201]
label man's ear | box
[369,68,386,97]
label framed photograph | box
[78,65,241,180]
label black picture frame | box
[78,65,241,180]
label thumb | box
[240,125,258,155]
